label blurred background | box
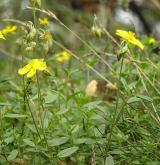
[0,0,160,36]
[0,0,160,80]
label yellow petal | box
[18,64,31,75]
[39,18,49,25]
[2,25,17,35]
[30,59,47,71]
[116,29,130,40]
[63,52,70,60]
[36,59,47,71]
[0,31,5,40]
[27,69,36,78]
[128,38,144,50]
[134,40,144,50]
[55,51,71,62]
[149,37,156,44]
[55,57,64,62]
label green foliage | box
[0,0,160,165]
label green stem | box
[105,54,125,153]
[36,73,47,144]
[36,73,56,163]
[26,94,42,141]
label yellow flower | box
[0,31,5,40]
[55,51,71,62]
[44,31,52,41]
[18,59,47,78]
[116,29,144,50]
[148,37,156,44]
[2,25,17,35]
[39,18,49,25]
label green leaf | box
[37,0,41,6]
[7,149,19,161]
[83,101,102,109]
[26,124,37,133]
[57,108,69,115]
[4,136,14,144]
[47,137,69,147]
[120,78,130,93]
[85,138,96,144]
[23,139,35,147]
[0,79,9,83]
[105,155,114,165]
[42,111,53,128]
[127,96,141,104]
[136,95,153,102]
[44,93,58,104]
[73,138,87,144]
[117,41,128,60]
[9,81,21,92]
[57,146,79,158]
[5,114,27,118]
[0,102,13,106]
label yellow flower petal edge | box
[148,37,156,44]
[2,25,17,35]
[55,51,71,62]
[116,29,144,50]
[0,31,6,40]
[18,64,31,75]
[18,59,47,78]
[27,69,36,78]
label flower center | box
[128,32,135,40]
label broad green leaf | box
[105,155,114,165]
[44,93,58,104]
[4,136,14,144]
[5,114,27,118]
[85,138,96,144]
[26,124,37,133]
[91,114,106,124]
[47,137,69,147]
[127,96,141,104]
[57,146,79,158]
[23,139,35,147]
[7,149,19,161]
[71,125,81,135]
[74,138,87,144]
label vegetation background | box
[0,0,160,164]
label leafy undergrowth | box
[0,1,160,165]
